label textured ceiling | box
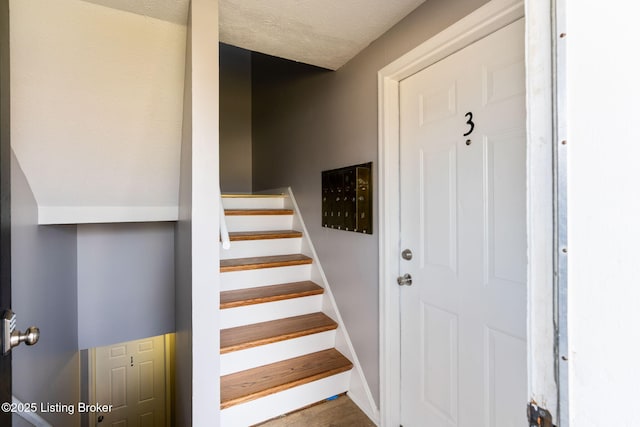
[219,0,426,70]
[80,0,426,70]
[80,0,191,25]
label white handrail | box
[11,396,53,427]
[220,193,231,250]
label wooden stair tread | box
[225,209,293,216]
[220,254,312,272]
[220,349,353,409]
[220,313,338,354]
[229,230,303,241]
[220,281,323,309]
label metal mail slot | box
[322,162,372,234]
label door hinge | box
[528,401,555,427]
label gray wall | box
[252,0,490,405]
[174,13,193,427]
[220,43,252,193]
[11,152,80,427]
[76,222,175,349]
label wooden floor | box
[254,395,376,427]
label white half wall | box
[174,0,220,425]
[9,0,186,224]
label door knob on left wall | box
[2,310,40,355]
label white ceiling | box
[80,0,426,70]
[80,0,191,25]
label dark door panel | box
[1,0,13,423]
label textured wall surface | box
[10,0,186,223]
[252,0,490,404]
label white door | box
[399,19,527,427]
[95,335,167,427]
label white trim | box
[281,187,380,425]
[37,206,178,225]
[164,334,174,427]
[376,1,555,426]
[525,0,559,420]
[219,193,231,250]
[11,396,53,427]
[87,348,97,427]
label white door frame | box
[377,0,557,425]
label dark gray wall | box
[76,222,175,349]
[11,152,80,427]
[220,43,252,193]
[252,0,490,405]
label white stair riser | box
[221,295,323,329]
[220,238,302,260]
[225,215,293,232]
[220,371,352,427]
[221,264,312,291]
[222,196,286,210]
[220,330,336,375]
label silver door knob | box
[2,310,40,355]
[397,273,412,286]
[10,326,40,348]
[401,249,413,260]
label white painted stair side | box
[280,187,380,424]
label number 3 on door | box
[463,111,475,136]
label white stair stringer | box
[220,371,351,427]
[280,187,381,425]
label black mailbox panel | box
[322,162,372,234]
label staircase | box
[219,192,354,426]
